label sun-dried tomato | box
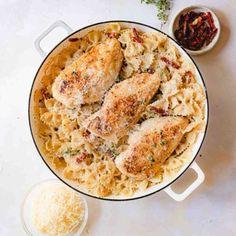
[106,32,119,39]
[147,68,155,74]
[174,11,218,51]
[132,28,143,43]
[40,88,51,99]
[160,56,180,69]
[59,80,69,93]
[68,37,79,42]
[76,152,88,164]
[182,71,193,84]
[206,12,216,30]
[150,107,169,116]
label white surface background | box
[0,0,235,235]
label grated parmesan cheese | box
[31,183,84,236]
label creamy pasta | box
[33,23,206,197]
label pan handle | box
[164,161,205,201]
[34,20,73,58]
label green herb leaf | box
[141,0,171,24]
[147,156,155,162]
[160,140,167,146]
[115,76,122,83]
[64,148,80,156]
[108,143,119,157]
[152,143,157,148]
[140,99,146,105]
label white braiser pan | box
[29,20,209,201]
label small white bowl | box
[169,5,221,55]
[21,179,88,236]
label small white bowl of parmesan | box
[21,179,88,236]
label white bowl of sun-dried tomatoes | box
[169,5,221,56]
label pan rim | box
[28,20,209,201]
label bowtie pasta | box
[33,23,206,197]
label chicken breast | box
[52,38,123,108]
[115,116,188,180]
[83,73,160,141]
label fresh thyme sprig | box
[141,0,171,24]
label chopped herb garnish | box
[160,71,164,81]
[115,76,122,83]
[110,143,117,149]
[148,156,155,162]
[160,140,167,145]
[72,71,78,76]
[140,99,146,104]
[152,143,157,148]
[144,110,156,119]
[84,74,89,79]
[111,149,119,157]
[64,148,80,156]
[107,143,119,158]
[107,148,119,158]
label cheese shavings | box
[32,183,84,236]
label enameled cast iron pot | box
[29,20,209,201]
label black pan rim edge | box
[28,20,209,201]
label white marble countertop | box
[0,0,235,235]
